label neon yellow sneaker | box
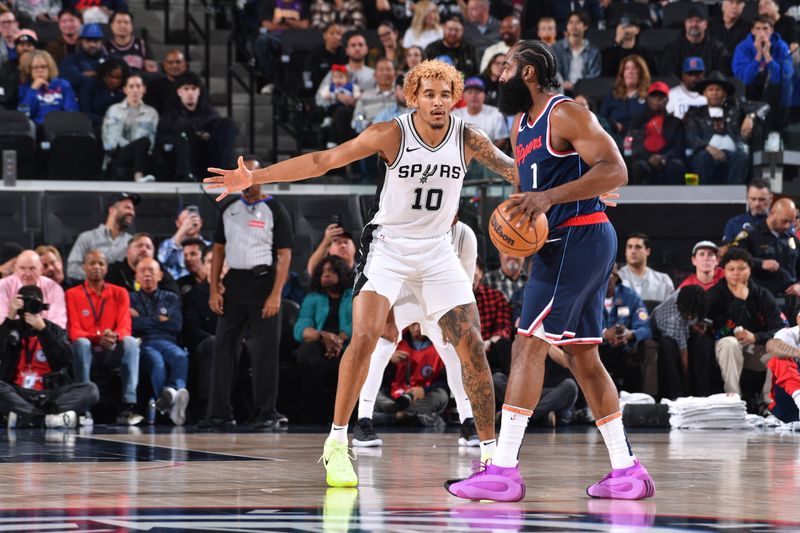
[319,436,358,487]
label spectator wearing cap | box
[46,8,82,65]
[67,249,140,426]
[659,6,732,78]
[601,14,657,77]
[0,29,38,110]
[105,11,157,73]
[628,81,685,185]
[666,57,707,120]
[733,16,794,153]
[618,232,675,304]
[721,177,772,245]
[684,72,752,185]
[462,0,501,59]
[157,206,209,281]
[679,241,725,291]
[15,0,60,23]
[36,245,81,290]
[0,250,67,328]
[453,76,508,146]
[0,9,19,66]
[18,49,79,126]
[162,72,237,181]
[424,14,478,77]
[67,192,138,279]
[710,0,752,56]
[0,243,23,279]
[106,233,180,295]
[553,10,601,93]
[307,223,357,277]
[59,22,108,95]
[479,15,520,74]
[102,74,158,182]
[372,74,411,124]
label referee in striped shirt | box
[199,155,294,431]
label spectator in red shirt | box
[474,257,513,375]
[629,82,686,185]
[67,250,141,426]
[679,241,725,291]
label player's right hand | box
[506,192,552,229]
[205,156,254,202]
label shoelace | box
[318,441,357,464]
[462,458,491,477]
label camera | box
[331,214,342,226]
[20,292,49,315]
[186,205,199,215]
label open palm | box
[204,156,253,201]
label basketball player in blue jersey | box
[447,40,656,502]
[205,60,522,489]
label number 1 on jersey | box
[530,162,538,189]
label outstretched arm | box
[464,124,518,185]
[205,121,400,200]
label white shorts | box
[392,284,447,346]
[354,226,475,321]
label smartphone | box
[186,205,200,214]
[331,214,342,225]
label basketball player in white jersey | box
[354,218,479,448]
[205,60,519,488]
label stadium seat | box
[43,192,105,254]
[573,77,615,103]
[292,195,364,246]
[662,2,707,29]
[121,194,181,243]
[0,110,36,179]
[639,28,681,55]
[0,193,33,248]
[42,111,101,180]
[586,29,615,51]
[605,2,652,28]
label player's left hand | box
[205,156,254,202]
[600,188,620,208]
[506,192,552,229]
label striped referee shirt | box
[214,196,293,270]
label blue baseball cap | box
[79,23,104,40]
[682,56,705,73]
[435,54,455,66]
[464,76,485,92]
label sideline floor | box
[0,427,797,531]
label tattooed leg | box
[439,303,495,441]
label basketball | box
[488,198,549,257]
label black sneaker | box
[116,406,144,426]
[458,417,480,447]
[196,416,236,431]
[249,410,289,431]
[352,417,383,447]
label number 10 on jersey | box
[411,188,443,211]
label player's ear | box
[523,64,535,82]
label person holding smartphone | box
[158,205,210,280]
[306,215,357,277]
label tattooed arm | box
[766,338,800,359]
[464,124,518,185]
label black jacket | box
[106,260,180,295]
[683,100,750,153]
[709,14,751,56]
[601,40,657,77]
[630,110,684,161]
[0,318,72,385]
[182,280,217,352]
[424,40,478,77]
[659,34,731,77]
[707,278,784,345]
[0,59,19,110]
[730,219,800,296]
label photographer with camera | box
[599,264,657,397]
[0,284,99,429]
[157,206,210,280]
[0,251,66,329]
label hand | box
[734,328,756,345]
[158,314,169,322]
[129,308,140,318]
[505,192,552,229]
[320,331,343,358]
[600,188,620,208]
[261,293,281,318]
[390,349,408,364]
[31,78,48,90]
[762,259,780,272]
[603,327,624,347]
[323,223,345,245]
[408,386,425,401]
[648,154,665,168]
[728,281,749,301]
[7,295,22,320]
[381,320,399,342]
[786,283,800,296]
[706,145,726,162]
[741,116,754,139]
[22,313,45,331]
[336,93,356,107]
[99,331,117,349]
[690,322,708,335]
[209,290,224,315]
[205,155,255,202]
[175,213,200,241]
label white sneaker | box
[321,116,333,128]
[156,387,177,415]
[260,83,274,95]
[765,131,782,152]
[45,411,78,429]
[170,388,190,426]
[135,174,156,183]
[79,412,93,427]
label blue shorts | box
[517,219,617,345]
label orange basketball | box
[488,198,549,258]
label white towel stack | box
[662,393,749,429]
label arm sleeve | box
[38,320,73,370]
[115,289,132,338]
[157,238,181,270]
[294,295,317,342]
[161,293,183,333]
[630,294,653,342]
[66,289,98,343]
[61,80,79,112]
[585,46,601,79]
[102,105,125,151]
[270,200,295,250]
[213,205,227,244]
[756,290,785,345]
[46,285,68,329]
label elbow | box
[613,160,628,188]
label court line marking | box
[77,435,287,462]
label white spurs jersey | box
[368,112,468,238]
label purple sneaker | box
[586,459,655,500]
[445,461,526,502]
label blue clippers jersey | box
[515,94,605,228]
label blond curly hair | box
[403,59,464,106]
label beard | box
[498,70,533,116]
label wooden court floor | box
[0,427,798,531]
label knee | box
[562,378,579,401]
[73,338,92,355]
[346,330,381,359]
[85,382,100,405]
[715,336,741,357]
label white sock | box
[492,404,532,468]
[480,439,496,462]
[330,423,348,444]
[792,390,800,412]
[596,412,636,470]
[436,341,473,421]
[357,338,396,420]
